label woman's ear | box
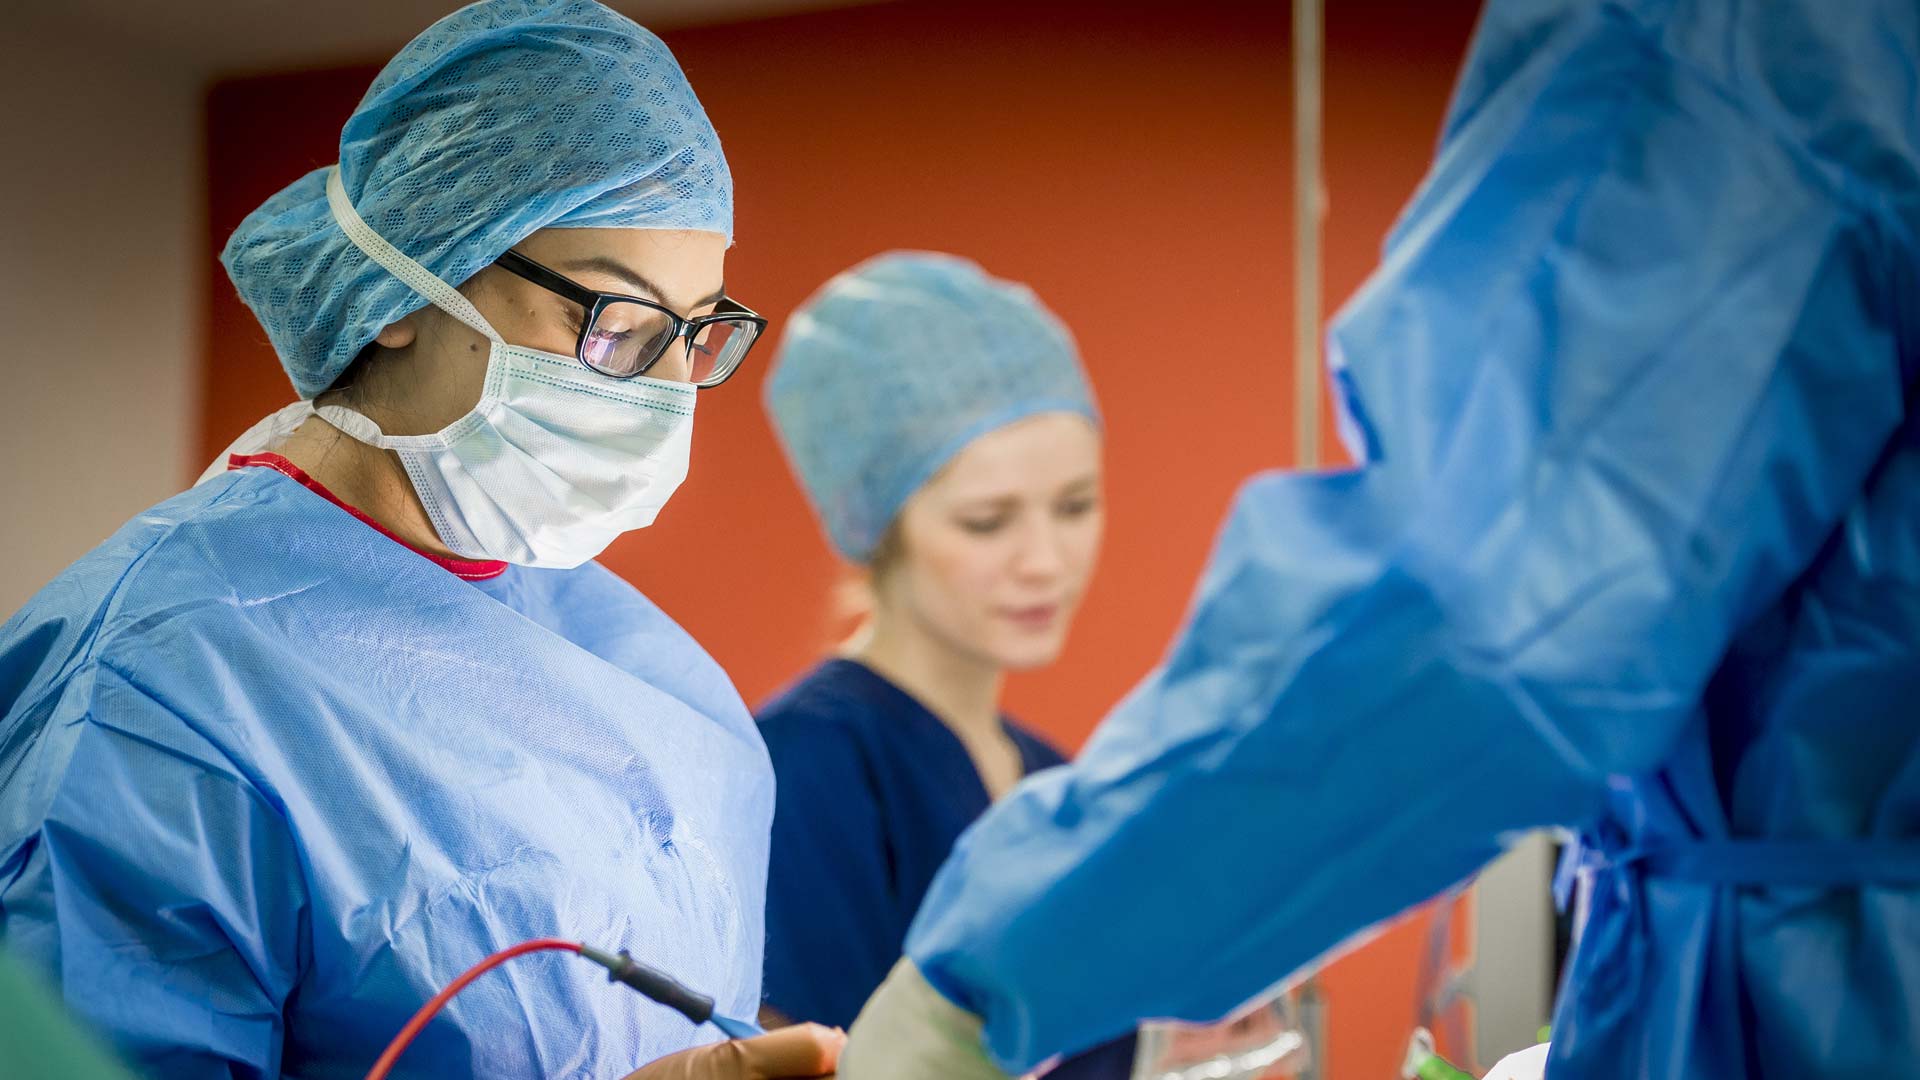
[373,314,418,349]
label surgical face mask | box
[315,348,695,569]
[303,166,699,569]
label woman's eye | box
[958,517,1008,535]
[582,330,632,369]
[585,327,634,360]
[1057,497,1099,518]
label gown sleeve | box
[15,660,308,1080]
[760,718,906,1028]
[902,0,1920,1069]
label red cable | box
[363,938,582,1080]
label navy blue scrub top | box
[759,659,1137,1077]
[758,658,1066,1028]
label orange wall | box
[201,2,1483,1075]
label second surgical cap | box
[222,0,732,399]
[765,252,1101,562]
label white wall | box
[1472,833,1558,1063]
[0,25,201,615]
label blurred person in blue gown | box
[835,2,1920,1078]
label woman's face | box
[878,413,1105,672]
[364,227,729,435]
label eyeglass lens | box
[581,301,761,385]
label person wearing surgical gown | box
[836,1,1920,1078]
[0,3,836,1078]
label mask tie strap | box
[325,165,505,344]
[313,403,393,446]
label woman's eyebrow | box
[1057,475,1101,494]
[949,494,1021,513]
[559,255,726,310]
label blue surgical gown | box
[902,1,1920,1076]
[0,458,773,1079]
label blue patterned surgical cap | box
[765,251,1101,562]
[222,0,733,399]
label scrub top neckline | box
[824,656,1059,778]
[229,451,509,580]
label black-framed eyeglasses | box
[492,248,766,388]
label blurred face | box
[350,227,729,435]
[875,413,1105,672]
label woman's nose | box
[649,341,695,384]
[1013,520,1067,578]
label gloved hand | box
[1482,1044,1550,1080]
[836,959,1013,1080]
[621,1022,844,1079]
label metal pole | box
[1293,2,1329,1074]
[1294,0,1324,470]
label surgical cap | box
[765,252,1100,562]
[222,0,733,399]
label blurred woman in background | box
[757,252,1131,1075]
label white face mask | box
[314,347,695,569]
[255,168,700,569]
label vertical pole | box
[1294,0,1329,1074]
[1294,0,1324,470]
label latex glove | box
[621,1023,844,1079]
[837,959,1012,1080]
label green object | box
[1414,1054,1477,1080]
[1537,1025,1553,1044]
[1401,1028,1477,1080]
[0,951,138,1080]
